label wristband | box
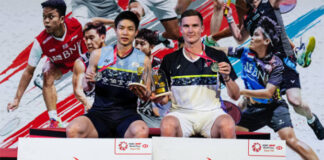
[226,16,234,24]
[224,77,231,82]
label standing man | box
[157,10,240,138]
[135,28,171,128]
[128,0,180,48]
[7,0,87,128]
[221,0,324,140]
[66,11,150,138]
[72,22,106,112]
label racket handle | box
[224,0,231,15]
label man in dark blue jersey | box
[66,11,151,138]
[220,0,324,140]
[225,17,318,160]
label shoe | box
[202,35,219,47]
[34,73,43,89]
[49,118,65,128]
[295,36,316,68]
[308,114,324,140]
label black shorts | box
[85,110,143,138]
[237,100,293,132]
[280,58,301,94]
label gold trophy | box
[152,70,171,98]
[128,66,147,91]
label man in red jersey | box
[7,0,87,128]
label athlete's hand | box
[7,98,19,112]
[129,85,150,101]
[224,5,233,17]
[213,0,225,11]
[150,92,169,105]
[85,71,96,83]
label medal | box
[211,62,219,72]
[95,71,102,81]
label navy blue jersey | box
[228,47,284,104]
[244,0,294,58]
[92,45,145,120]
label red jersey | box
[35,17,87,69]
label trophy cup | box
[152,70,171,98]
[128,66,147,91]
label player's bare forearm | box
[240,84,277,99]
[92,17,114,26]
[226,79,240,100]
[72,69,90,109]
[15,65,35,101]
[143,56,152,93]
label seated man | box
[134,28,171,128]
[157,10,240,138]
[72,22,106,112]
[66,11,151,138]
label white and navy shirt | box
[160,45,237,111]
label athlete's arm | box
[240,83,278,99]
[269,0,283,9]
[7,40,43,112]
[84,49,101,91]
[7,65,36,112]
[210,0,225,36]
[73,59,91,111]
[92,17,114,26]
[226,6,250,44]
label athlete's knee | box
[218,116,235,137]
[165,30,180,40]
[161,116,178,136]
[131,122,149,138]
[287,94,302,108]
[66,123,84,138]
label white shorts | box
[137,0,177,21]
[165,108,227,137]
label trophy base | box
[154,91,172,98]
[128,83,147,90]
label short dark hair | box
[83,22,106,36]
[257,16,280,53]
[258,16,280,47]
[41,0,66,17]
[114,11,140,30]
[180,9,203,25]
[136,28,159,46]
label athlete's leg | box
[175,0,192,15]
[277,127,319,160]
[124,120,149,138]
[210,114,236,138]
[286,88,313,119]
[160,115,183,137]
[42,61,62,112]
[161,19,180,40]
[66,116,99,138]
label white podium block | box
[152,137,286,160]
[18,138,152,160]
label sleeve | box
[268,58,284,86]
[227,47,244,59]
[159,55,171,86]
[72,4,92,29]
[28,39,43,67]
